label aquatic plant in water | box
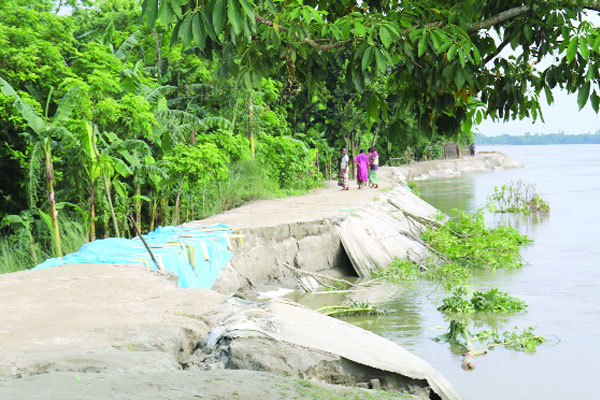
[486,179,550,214]
[316,301,387,318]
[438,287,528,314]
[421,209,531,270]
[435,320,547,369]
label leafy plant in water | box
[376,258,421,283]
[378,258,471,291]
[486,180,550,214]
[423,261,471,291]
[316,301,387,318]
[438,287,527,314]
[471,288,527,313]
[438,287,475,313]
[437,321,546,353]
[422,209,531,270]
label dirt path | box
[186,152,520,229]
[186,169,396,228]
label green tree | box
[0,79,79,256]
[141,0,600,138]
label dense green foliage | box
[438,286,528,314]
[486,180,550,214]
[143,0,600,140]
[0,0,478,272]
[476,132,600,145]
[422,210,531,269]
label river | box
[337,145,599,400]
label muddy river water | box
[295,144,600,399]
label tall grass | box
[194,159,307,219]
[1,160,319,274]
[0,213,87,274]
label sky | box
[477,12,600,137]
[477,90,600,137]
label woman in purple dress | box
[353,149,369,189]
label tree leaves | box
[379,26,392,48]
[566,36,578,63]
[228,0,244,36]
[578,81,591,110]
[213,0,227,35]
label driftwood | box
[283,262,358,288]
[282,262,380,289]
[461,338,488,370]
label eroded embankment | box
[0,152,519,400]
[212,185,438,294]
[211,151,520,294]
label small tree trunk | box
[247,95,255,159]
[134,184,141,230]
[152,28,161,66]
[45,148,62,257]
[148,189,154,232]
[28,232,38,264]
[371,126,379,147]
[89,181,96,242]
[150,200,158,232]
[103,174,120,237]
[350,130,356,180]
[174,186,183,226]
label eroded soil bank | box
[0,152,519,399]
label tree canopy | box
[141,0,600,137]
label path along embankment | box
[0,151,521,400]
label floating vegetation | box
[376,258,421,282]
[438,287,528,314]
[486,179,550,214]
[377,258,471,291]
[421,209,531,270]
[316,301,387,318]
[423,262,472,291]
[435,320,547,369]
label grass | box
[0,213,87,274]
[196,159,317,219]
[0,159,317,274]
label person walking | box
[368,146,379,188]
[353,149,369,189]
[337,147,349,190]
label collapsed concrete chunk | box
[198,298,463,400]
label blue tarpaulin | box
[33,225,234,289]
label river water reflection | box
[334,145,600,400]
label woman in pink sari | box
[353,149,369,189]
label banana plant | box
[0,77,79,257]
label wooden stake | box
[128,215,161,271]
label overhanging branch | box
[255,14,351,51]
[469,1,600,32]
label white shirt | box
[340,154,349,170]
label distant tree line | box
[475,132,600,145]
